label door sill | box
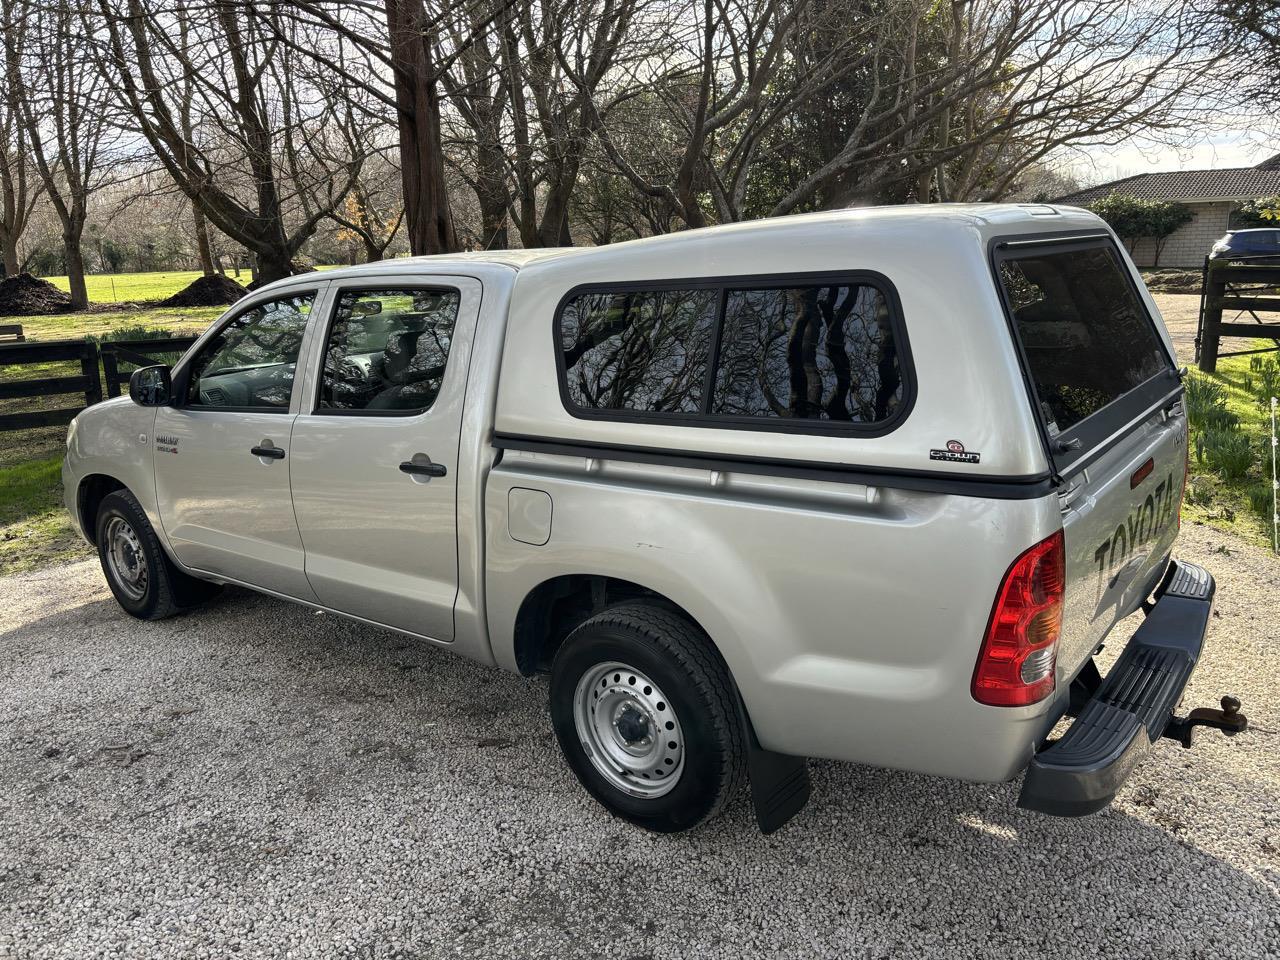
[186,566,454,646]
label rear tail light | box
[972,530,1065,707]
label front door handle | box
[251,444,286,460]
[399,458,446,478]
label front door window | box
[185,294,315,410]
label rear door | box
[288,278,482,641]
[994,236,1185,677]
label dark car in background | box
[1210,228,1280,261]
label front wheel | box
[95,489,220,620]
[549,601,745,833]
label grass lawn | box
[41,268,249,303]
[0,454,91,575]
[12,305,223,342]
[39,264,339,304]
[1182,346,1280,550]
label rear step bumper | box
[1018,560,1245,817]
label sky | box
[1061,128,1277,187]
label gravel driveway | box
[1,522,1277,959]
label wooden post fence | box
[1197,259,1280,373]
[0,335,198,431]
[0,340,103,431]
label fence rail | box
[0,334,198,431]
[101,336,199,398]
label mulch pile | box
[0,273,73,316]
[159,274,250,308]
[1144,270,1203,294]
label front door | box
[154,289,321,601]
[288,279,481,640]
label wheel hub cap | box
[573,661,685,799]
[104,516,148,601]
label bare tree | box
[585,0,1229,224]
[765,0,1230,210]
[6,0,117,306]
[501,0,652,246]
[440,0,510,249]
[1211,1,1279,109]
[263,0,467,255]
[93,0,370,283]
[0,0,39,276]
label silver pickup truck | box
[63,204,1246,833]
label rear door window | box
[317,288,460,414]
[997,243,1173,437]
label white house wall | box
[1127,201,1236,269]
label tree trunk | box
[538,162,576,247]
[386,0,456,256]
[476,138,508,250]
[193,203,216,275]
[63,223,88,309]
[0,224,17,278]
[255,249,293,286]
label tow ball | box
[1162,696,1248,749]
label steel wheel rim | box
[104,516,148,602]
[573,660,685,799]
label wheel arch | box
[76,473,128,546]
[512,574,730,679]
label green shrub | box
[84,324,180,344]
[1249,358,1280,407]
[1184,474,1216,507]
[1197,429,1254,482]
[1199,405,1240,433]
[1247,482,1275,524]
[1183,375,1227,428]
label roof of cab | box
[261,203,1102,291]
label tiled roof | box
[1055,165,1280,205]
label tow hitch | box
[1162,695,1248,748]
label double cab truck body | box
[64,204,1245,832]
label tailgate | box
[992,234,1185,680]
[1057,408,1185,675]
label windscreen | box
[997,244,1172,435]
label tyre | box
[550,600,745,833]
[95,489,221,620]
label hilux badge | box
[930,440,980,464]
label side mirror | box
[129,365,172,406]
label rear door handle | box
[399,459,446,477]
[251,445,286,460]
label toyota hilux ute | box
[63,204,1246,834]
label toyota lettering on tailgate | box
[1092,471,1177,605]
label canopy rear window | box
[997,242,1173,437]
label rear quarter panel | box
[486,452,1065,782]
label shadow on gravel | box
[2,584,1276,958]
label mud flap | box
[739,701,810,834]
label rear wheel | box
[95,489,220,620]
[550,601,745,832]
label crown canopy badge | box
[930,439,980,464]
